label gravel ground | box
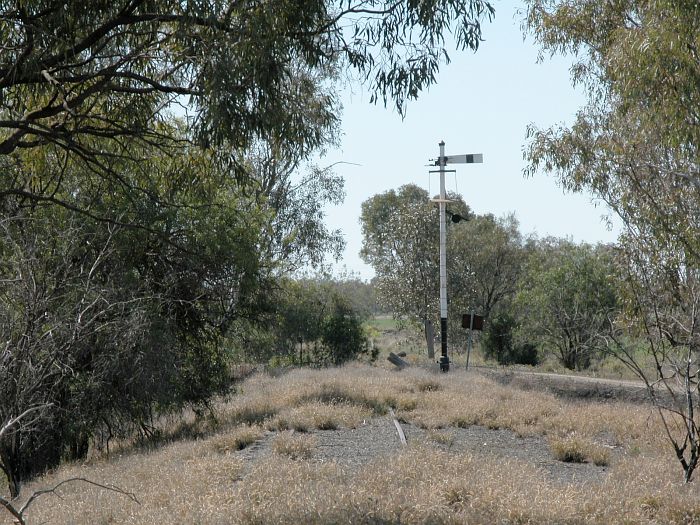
[230,368,640,487]
[237,414,609,486]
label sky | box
[318,0,620,281]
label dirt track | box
[474,366,654,404]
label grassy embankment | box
[4,362,700,524]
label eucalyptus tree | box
[360,184,473,353]
[360,185,439,344]
[514,239,618,371]
[448,212,522,320]
[0,0,495,212]
[523,0,700,481]
[247,140,346,276]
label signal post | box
[430,141,482,372]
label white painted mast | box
[431,141,483,372]
[438,141,449,371]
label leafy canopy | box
[524,0,700,479]
[0,0,495,196]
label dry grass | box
[208,424,264,454]
[549,434,611,466]
[214,365,406,428]
[5,363,700,524]
[267,401,371,432]
[271,431,317,460]
[396,371,659,451]
[13,437,246,524]
[427,429,455,447]
[200,447,700,524]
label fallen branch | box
[389,408,407,446]
[0,477,139,525]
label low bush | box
[482,313,538,366]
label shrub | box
[482,313,538,366]
[320,299,372,365]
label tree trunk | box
[1,440,21,499]
[424,319,435,359]
[67,432,90,462]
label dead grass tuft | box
[428,430,455,447]
[550,436,588,463]
[220,399,278,426]
[588,444,612,467]
[271,431,317,460]
[301,382,389,414]
[395,395,418,411]
[415,378,441,392]
[550,435,611,466]
[267,401,370,433]
[208,424,264,454]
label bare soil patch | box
[477,366,652,404]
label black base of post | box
[439,317,449,372]
[438,354,450,372]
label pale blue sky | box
[320,0,619,280]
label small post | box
[466,314,474,371]
[461,313,484,371]
[424,319,435,359]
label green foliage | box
[524,0,700,481]
[326,273,381,319]
[523,0,700,360]
[275,279,328,361]
[447,212,524,345]
[320,298,373,366]
[360,184,440,325]
[482,313,538,366]
[238,277,374,367]
[449,213,523,320]
[360,183,441,354]
[360,184,473,344]
[514,239,618,370]
[0,147,268,496]
[251,145,346,274]
[360,185,527,353]
[0,0,494,209]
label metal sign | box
[441,154,484,165]
[462,313,484,331]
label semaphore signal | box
[428,141,483,372]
